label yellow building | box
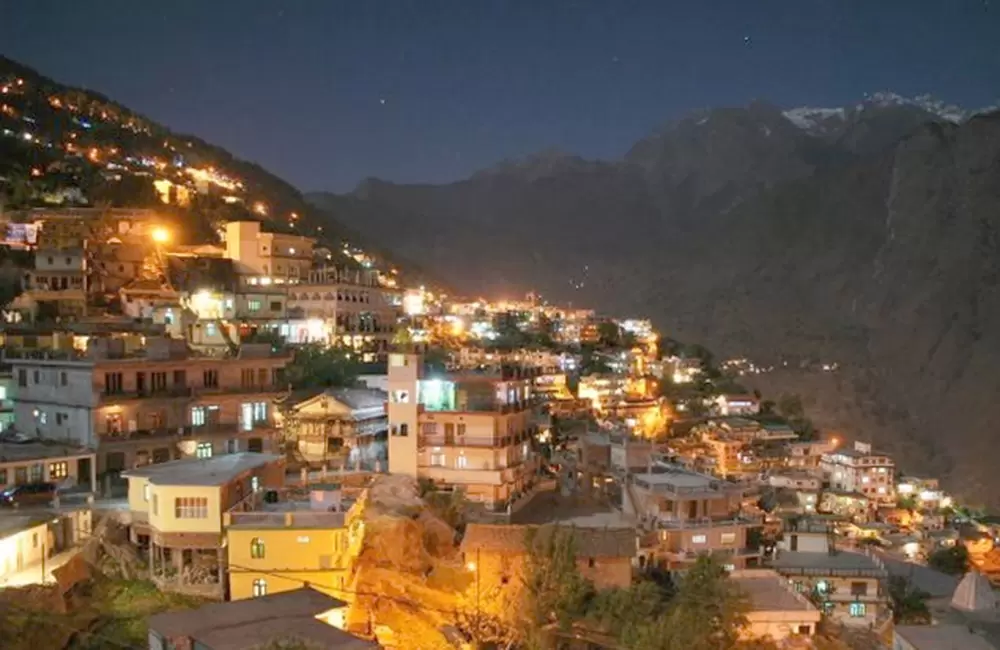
[0,515,50,582]
[123,452,285,597]
[225,485,364,605]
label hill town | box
[1,50,1000,650]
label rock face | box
[311,100,1000,508]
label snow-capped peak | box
[863,92,967,123]
[782,106,846,131]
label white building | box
[820,441,896,505]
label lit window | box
[251,476,260,492]
[252,578,267,597]
[430,453,445,467]
[723,563,735,572]
[720,532,736,544]
[143,483,151,502]
[849,602,866,618]
[297,535,310,543]
[250,537,266,559]
[196,442,213,459]
[692,535,707,544]
[191,406,206,427]
[206,322,217,336]
[456,454,468,469]
[48,462,68,479]
[248,299,262,312]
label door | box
[77,457,92,491]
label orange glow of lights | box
[151,227,170,244]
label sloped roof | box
[148,588,374,649]
[324,387,387,411]
[461,523,636,558]
[122,452,281,486]
[952,570,998,612]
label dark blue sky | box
[2,1,997,191]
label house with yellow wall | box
[225,484,365,609]
[123,452,285,598]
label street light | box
[151,227,170,244]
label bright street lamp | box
[151,227,170,244]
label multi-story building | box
[225,220,315,284]
[730,569,822,641]
[626,462,760,571]
[278,387,388,468]
[123,452,286,598]
[9,337,291,475]
[285,266,398,359]
[820,441,896,505]
[771,519,889,627]
[225,485,364,604]
[386,353,540,508]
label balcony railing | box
[227,510,346,528]
[195,382,288,396]
[419,431,532,449]
[99,387,194,402]
[654,514,763,530]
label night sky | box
[1,1,997,192]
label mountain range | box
[310,94,1000,507]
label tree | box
[521,527,594,640]
[285,344,360,389]
[777,393,805,419]
[928,545,970,575]
[596,321,621,348]
[887,575,931,624]
[631,555,750,650]
[585,579,673,647]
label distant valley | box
[311,96,1000,507]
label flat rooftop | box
[123,452,281,486]
[895,624,998,650]
[730,569,818,612]
[772,550,888,576]
[0,513,52,540]
[0,440,94,463]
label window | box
[456,454,468,469]
[105,372,123,394]
[17,369,26,387]
[797,625,812,635]
[29,463,42,482]
[152,494,159,515]
[206,322,217,336]
[247,438,263,453]
[297,535,310,543]
[248,299,262,312]
[251,476,260,492]
[33,533,38,549]
[196,442,213,459]
[203,369,219,388]
[269,301,281,312]
[56,412,67,425]
[691,535,707,544]
[849,602,866,618]
[175,497,208,519]
[252,578,267,597]
[60,371,67,386]
[398,423,409,437]
[252,402,267,422]
[723,563,736,572]
[720,532,736,544]
[250,537,266,559]
[48,462,68,479]
[143,483,151,502]
[392,390,410,403]
[587,557,596,568]
[850,581,868,596]
[430,453,445,467]
[191,406,206,427]
[0,469,6,485]
[457,423,466,437]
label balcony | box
[195,382,288,396]
[654,514,762,530]
[419,431,532,449]
[101,426,193,442]
[226,510,346,529]
[99,387,194,403]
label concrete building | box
[225,485,364,604]
[9,337,291,476]
[626,463,760,571]
[714,394,760,416]
[772,519,889,627]
[820,441,896,505]
[278,387,388,468]
[224,220,315,283]
[387,353,540,508]
[0,440,97,492]
[460,523,635,593]
[147,588,376,650]
[893,625,997,650]
[285,266,399,359]
[730,569,822,641]
[123,453,285,598]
